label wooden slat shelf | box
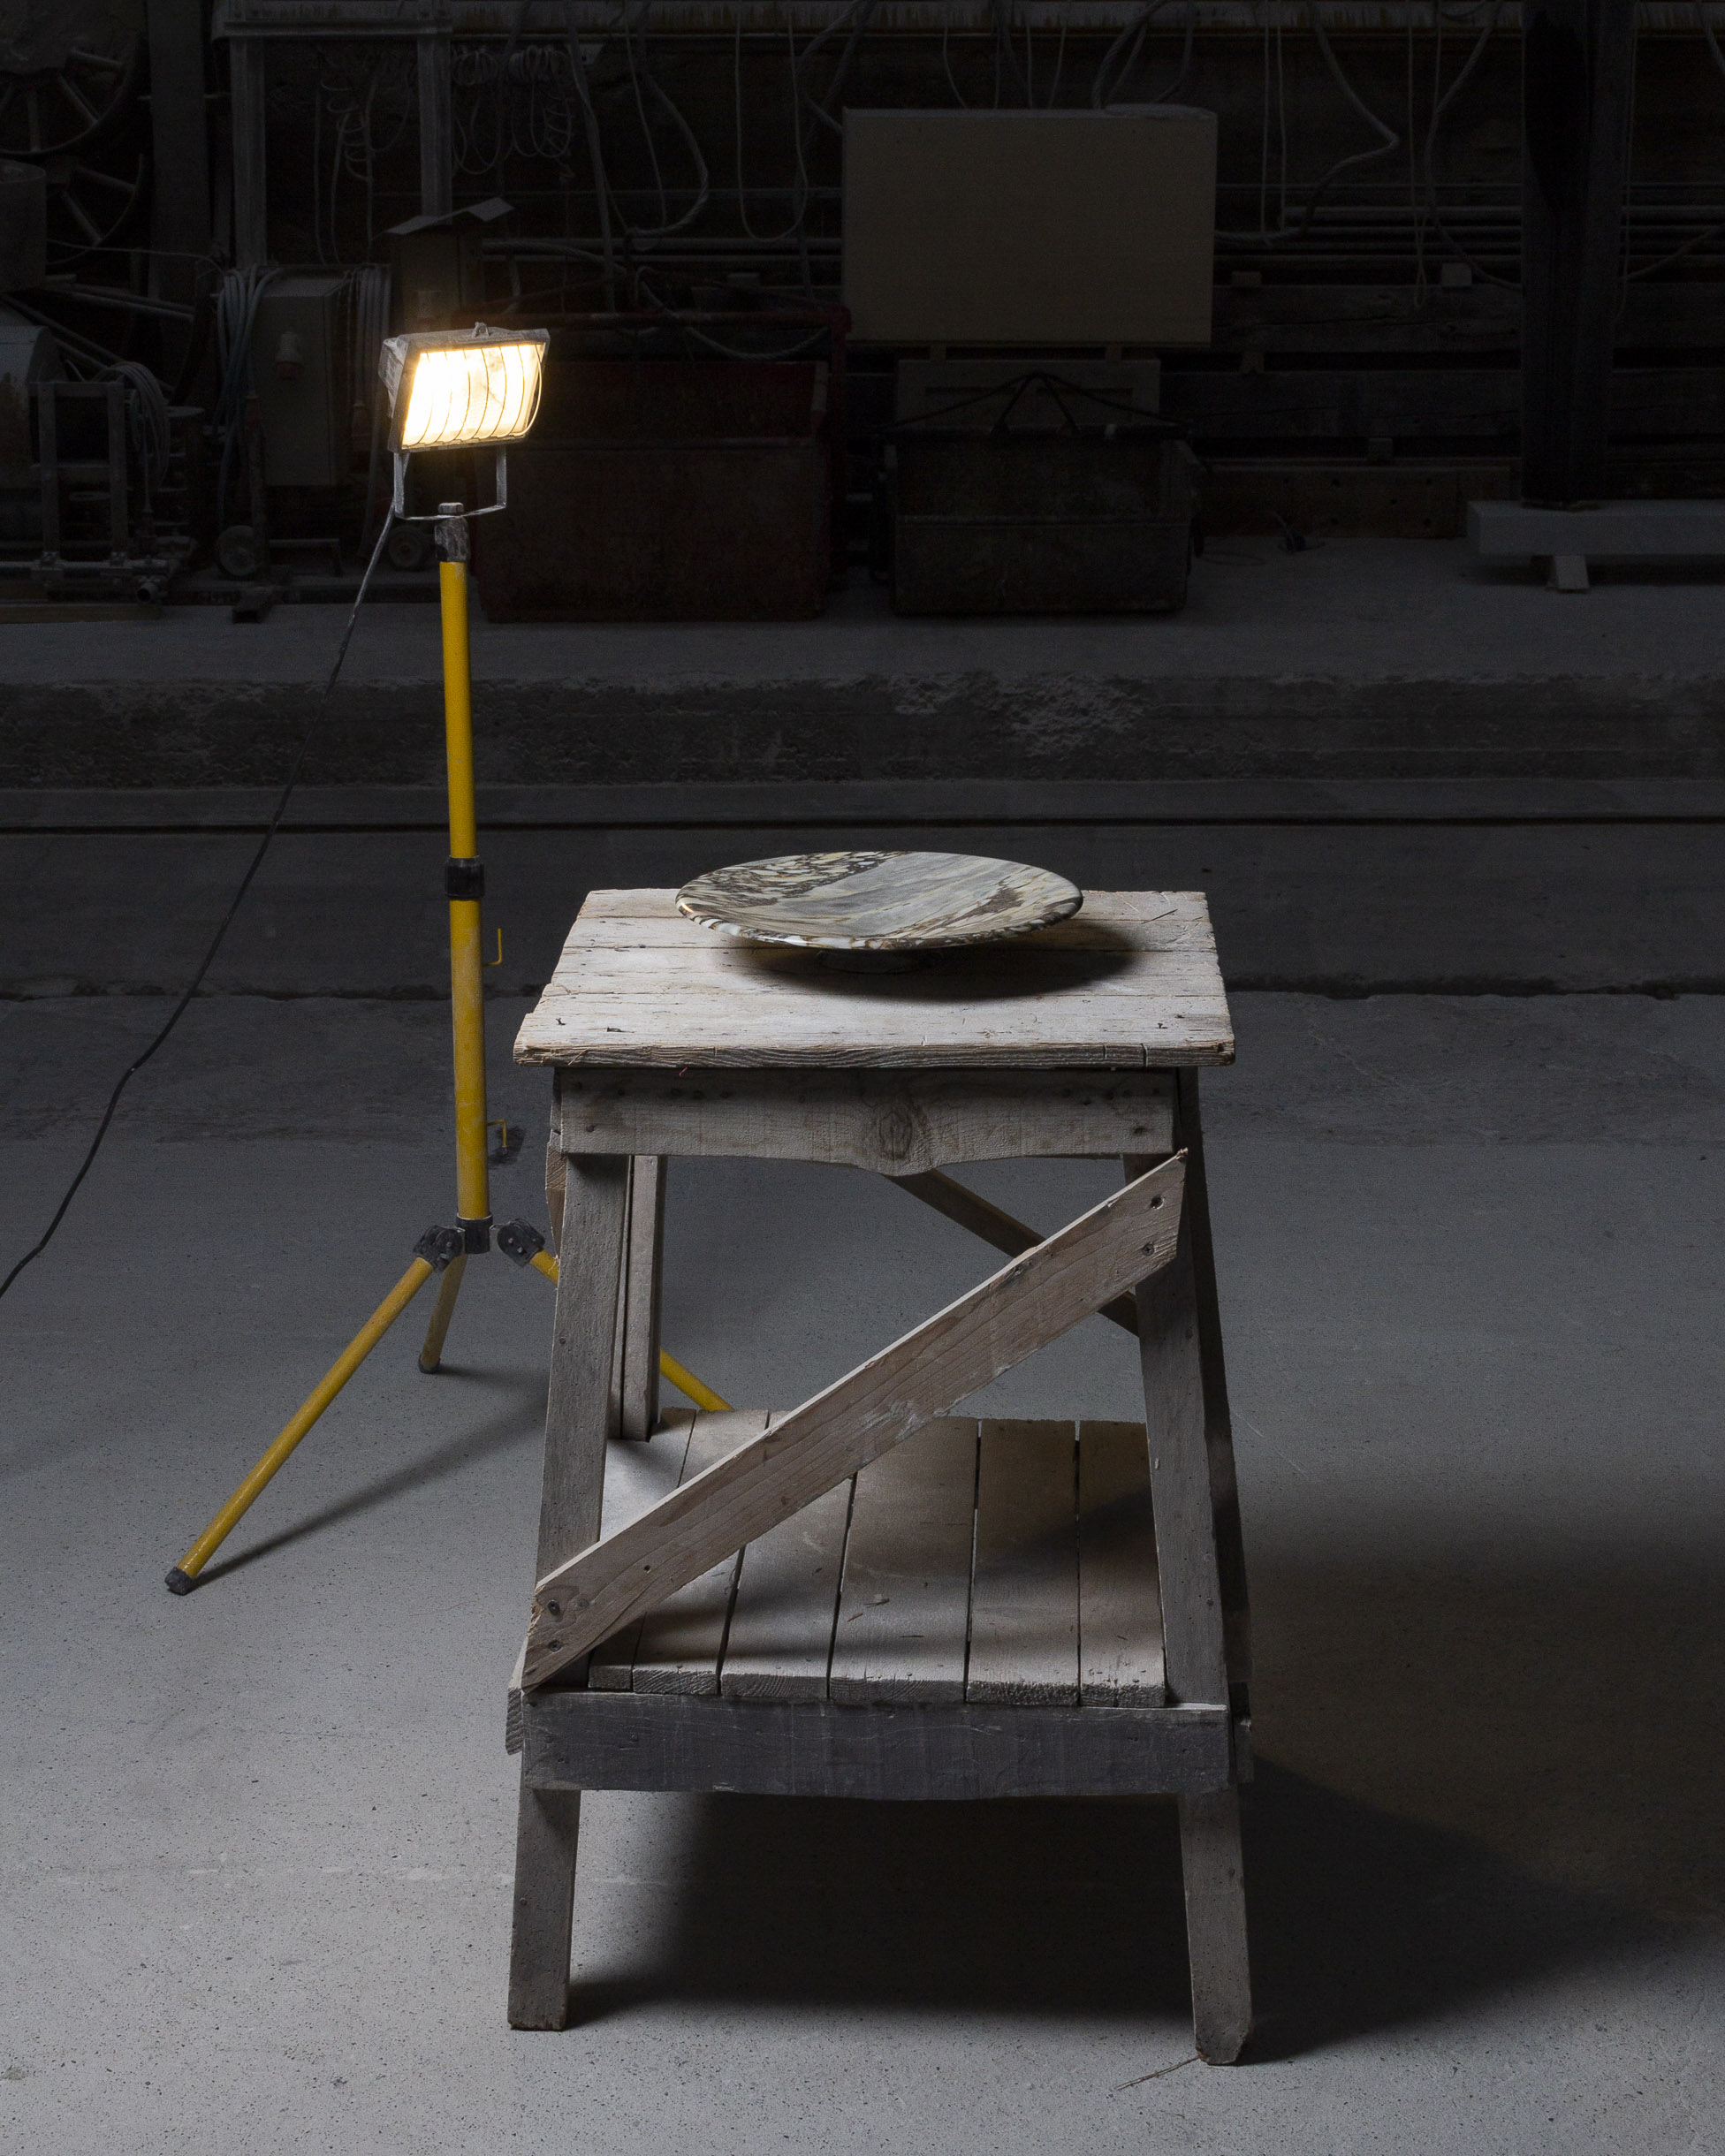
[515,1415,1234,1799]
[522,1412,1174,1716]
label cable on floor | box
[0,513,399,1306]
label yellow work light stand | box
[165,475,726,1594]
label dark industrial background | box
[3,1,1725,606]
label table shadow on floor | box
[567,1762,1668,2059]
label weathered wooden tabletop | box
[514,887,1233,1069]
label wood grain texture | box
[618,1157,666,1442]
[554,1067,1174,1173]
[538,947,1223,991]
[630,1410,769,1696]
[585,1416,694,1691]
[505,1634,528,1755]
[892,1170,1141,1334]
[719,1470,852,1701]
[544,1133,566,1251]
[514,888,1232,1070]
[536,1155,630,1582]
[967,1421,1080,1706]
[506,1772,581,2030]
[523,1155,1185,1689]
[829,1416,977,1704]
[1077,1419,1166,1708]
[1174,1069,1253,1695]
[1128,1150,1229,1710]
[521,1690,1233,1800]
[1179,1787,1254,2064]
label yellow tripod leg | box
[418,1253,467,1373]
[526,1248,732,1415]
[165,1253,438,1593]
[656,1350,732,1416]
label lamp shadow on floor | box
[195,1369,546,1583]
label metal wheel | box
[0,0,144,157]
[214,524,261,581]
[40,146,148,262]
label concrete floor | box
[3,816,1722,2152]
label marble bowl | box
[675,849,1083,953]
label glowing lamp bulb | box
[378,326,549,452]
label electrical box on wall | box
[386,198,512,332]
[843,107,1216,346]
[250,273,350,488]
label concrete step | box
[7,541,1725,786]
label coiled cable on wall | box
[1420,0,1515,287]
[212,265,282,527]
[1090,0,1192,110]
[347,263,391,550]
[102,359,172,501]
[1213,9,1403,245]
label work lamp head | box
[378,325,549,453]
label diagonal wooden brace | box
[887,1169,1142,1335]
[522,1151,1187,1689]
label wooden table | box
[505,886,1253,2063]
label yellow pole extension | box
[165,1255,437,1591]
[441,549,490,1226]
[530,1250,732,1414]
[420,525,490,1371]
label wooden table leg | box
[507,1152,629,2031]
[618,1157,666,1442]
[544,1134,566,1253]
[1174,1069,1252,1696]
[1176,1786,1252,2066]
[508,1774,583,2029]
[1129,1094,1253,2063]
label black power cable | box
[0,513,399,1307]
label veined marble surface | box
[675,849,1083,951]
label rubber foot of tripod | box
[164,1568,196,1596]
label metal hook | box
[487,929,503,966]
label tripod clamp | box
[414,1226,466,1272]
[497,1219,547,1267]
